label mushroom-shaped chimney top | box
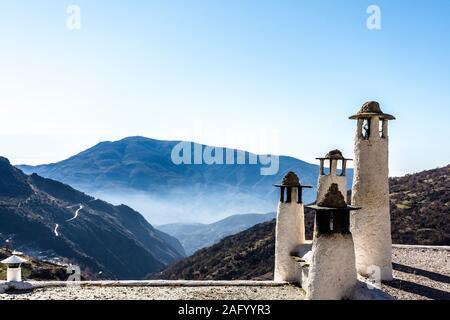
[326,150,344,159]
[1,255,27,265]
[307,184,360,211]
[316,149,352,161]
[349,101,395,120]
[318,184,347,208]
[283,171,299,186]
[274,171,312,188]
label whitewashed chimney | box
[306,184,360,300]
[349,101,395,281]
[274,172,311,283]
[1,255,27,282]
[316,150,351,204]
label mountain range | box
[158,212,276,255]
[18,136,353,225]
[154,165,450,280]
[0,156,184,279]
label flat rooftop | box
[1,281,303,300]
[0,246,448,300]
[382,245,450,300]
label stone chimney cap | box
[307,184,360,211]
[349,101,395,120]
[316,149,352,161]
[274,171,312,188]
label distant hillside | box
[158,212,276,255]
[151,220,277,280]
[0,156,185,280]
[17,136,352,225]
[389,165,450,245]
[0,248,70,281]
[154,165,449,280]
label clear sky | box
[0,0,449,176]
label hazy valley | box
[18,136,352,225]
[158,212,276,255]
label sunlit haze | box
[1,1,450,176]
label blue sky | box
[0,0,449,176]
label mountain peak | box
[0,156,11,165]
[120,136,161,142]
[15,137,339,224]
[0,156,32,198]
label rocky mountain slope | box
[154,165,449,280]
[18,136,352,224]
[389,165,449,245]
[0,157,185,280]
[151,220,277,280]
[158,212,276,255]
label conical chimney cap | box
[273,171,312,189]
[1,255,27,265]
[307,184,361,211]
[316,149,352,161]
[349,101,395,120]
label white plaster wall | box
[306,234,357,300]
[350,279,395,300]
[299,250,312,289]
[317,174,347,204]
[274,188,305,283]
[351,117,393,281]
[7,268,22,282]
[301,265,310,289]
